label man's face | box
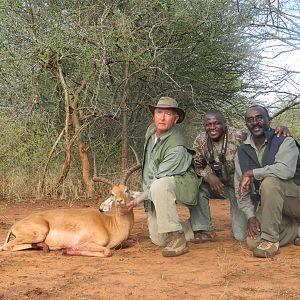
[245,107,270,138]
[153,108,179,136]
[204,113,225,142]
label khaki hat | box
[149,97,185,123]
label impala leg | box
[0,231,14,251]
[11,243,35,251]
[4,241,50,252]
[3,239,34,251]
[2,221,49,252]
[62,243,112,257]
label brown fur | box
[0,184,134,257]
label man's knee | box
[260,177,280,194]
[150,177,174,192]
[150,178,165,192]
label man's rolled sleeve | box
[253,168,265,181]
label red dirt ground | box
[0,198,300,300]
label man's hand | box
[127,196,144,210]
[274,126,291,137]
[247,217,260,239]
[238,170,253,199]
[206,174,225,195]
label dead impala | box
[0,154,141,257]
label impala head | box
[99,189,141,212]
[93,147,141,212]
[96,181,132,212]
[111,184,130,208]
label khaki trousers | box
[247,177,299,249]
[146,177,194,246]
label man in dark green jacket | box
[128,97,200,257]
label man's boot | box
[161,231,188,257]
[253,240,279,258]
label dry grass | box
[216,246,248,281]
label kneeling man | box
[234,105,300,258]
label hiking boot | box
[190,230,217,244]
[161,231,188,257]
[253,240,279,258]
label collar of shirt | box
[245,134,268,150]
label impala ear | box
[99,197,114,212]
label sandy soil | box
[0,198,300,300]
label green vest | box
[144,124,201,207]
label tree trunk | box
[71,107,95,198]
[120,61,129,176]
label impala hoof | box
[104,248,112,257]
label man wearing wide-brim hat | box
[128,96,201,257]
